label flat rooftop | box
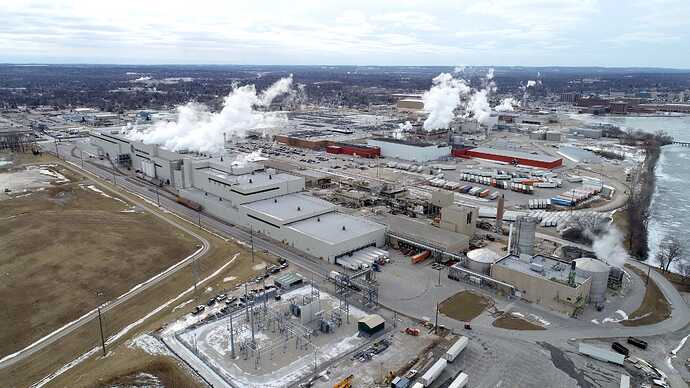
[287,212,386,246]
[242,193,335,225]
[469,147,562,163]
[494,254,588,287]
[368,137,436,148]
[199,168,302,193]
[386,214,468,251]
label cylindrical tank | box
[574,257,610,304]
[513,216,537,255]
[466,248,499,274]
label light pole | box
[80,149,84,169]
[96,291,106,357]
[250,226,255,263]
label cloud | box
[0,0,688,67]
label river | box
[573,114,690,270]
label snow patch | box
[128,334,171,356]
[173,299,195,312]
[223,276,237,283]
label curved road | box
[0,146,211,369]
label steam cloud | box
[128,76,294,153]
[464,68,496,126]
[495,97,517,112]
[421,73,470,130]
[393,121,413,139]
[526,80,537,88]
[590,226,629,268]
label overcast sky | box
[2,0,689,68]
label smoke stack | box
[495,195,505,232]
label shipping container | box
[626,337,648,350]
[420,358,447,386]
[411,251,431,264]
[444,336,469,362]
[448,372,469,388]
[611,342,629,357]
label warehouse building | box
[387,214,469,254]
[453,146,563,169]
[367,138,451,162]
[90,132,386,263]
[491,254,591,315]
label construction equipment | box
[334,374,353,388]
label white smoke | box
[422,73,470,130]
[232,150,264,167]
[590,226,629,268]
[466,89,492,126]
[393,121,412,139]
[526,80,537,88]
[127,76,293,153]
[453,66,465,74]
[486,68,495,80]
[495,97,517,112]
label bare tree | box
[656,236,684,273]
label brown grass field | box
[439,291,494,322]
[622,264,671,327]
[0,153,276,387]
[0,160,197,358]
[492,313,546,331]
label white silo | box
[466,248,499,274]
[511,216,537,255]
[574,257,610,304]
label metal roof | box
[242,193,335,225]
[469,147,562,163]
[358,314,385,328]
[287,212,386,245]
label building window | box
[466,212,473,225]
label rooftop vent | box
[317,217,320,222]
[249,178,253,183]
[342,225,346,231]
[297,206,301,211]
[274,198,278,203]
[269,174,272,180]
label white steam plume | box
[453,66,465,74]
[422,73,470,130]
[590,226,629,268]
[495,97,517,112]
[526,80,537,88]
[466,89,492,126]
[232,150,264,167]
[127,76,293,153]
[486,68,495,80]
[393,121,412,139]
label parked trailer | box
[337,257,360,271]
[448,372,469,388]
[420,358,447,386]
[578,343,625,365]
[626,337,648,350]
[410,383,424,388]
[176,196,202,211]
[444,336,469,362]
[611,342,630,357]
[411,251,431,264]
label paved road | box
[0,148,212,369]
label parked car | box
[192,305,205,315]
[207,297,216,306]
[225,296,238,305]
[216,293,227,301]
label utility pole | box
[435,302,439,334]
[97,305,106,356]
[250,226,255,263]
[80,149,84,169]
[198,211,201,227]
[437,266,442,287]
[155,188,160,207]
[229,313,235,358]
[54,139,59,159]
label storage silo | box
[511,216,537,255]
[466,248,499,274]
[574,258,610,304]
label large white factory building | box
[91,132,386,263]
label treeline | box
[624,130,673,259]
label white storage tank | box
[466,248,499,274]
[574,257,610,304]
